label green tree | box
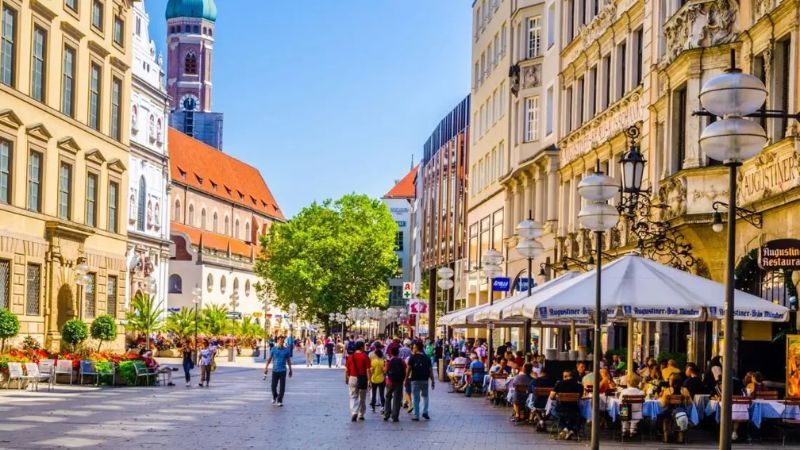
[90,315,118,351]
[165,307,198,341]
[201,304,229,336]
[0,308,20,352]
[62,319,89,352]
[255,193,398,325]
[125,292,164,349]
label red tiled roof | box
[171,222,260,258]
[384,165,418,199]
[169,128,285,221]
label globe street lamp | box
[229,290,240,361]
[482,248,504,364]
[437,267,455,339]
[578,170,620,450]
[698,51,767,450]
[256,283,270,360]
[516,212,544,355]
[192,285,202,361]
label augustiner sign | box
[760,239,800,270]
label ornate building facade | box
[126,0,171,317]
[0,0,136,350]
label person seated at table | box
[703,355,723,394]
[619,374,645,439]
[143,351,175,386]
[662,359,681,381]
[447,352,469,391]
[549,369,584,440]
[531,359,542,376]
[611,354,626,375]
[683,363,705,397]
[744,371,766,396]
[509,363,535,422]
[598,367,616,395]
[639,357,658,378]
[645,366,664,398]
[529,366,556,431]
[464,354,486,396]
[658,373,691,444]
[513,350,525,369]
[575,361,590,380]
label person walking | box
[383,346,406,422]
[264,336,293,407]
[345,340,371,422]
[326,338,335,368]
[334,339,345,368]
[304,339,315,368]
[369,349,386,413]
[182,340,194,387]
[407,342,435,421]
[315,340,325,366]
[198,341,216,387]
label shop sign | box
[738,152,800,205]
[759,239,800,270]
[492,277,511,292]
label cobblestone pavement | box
[0,360,788,449]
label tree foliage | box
[256,193,398,325]
[90,315,118,351]
[62,319,89,351]
[0,308,20,352]
[124,292,164,337]
[201,304,229,336]
[165,307,198,340]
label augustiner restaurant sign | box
[760,239,800,270]
[738,151,800,205]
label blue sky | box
[145,1,472,218]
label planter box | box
[240,349,254,357]
[157,349,180,358]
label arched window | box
[213,212,218,232]
[174,199,181,222]
[220,275,227,294]
[245,280,251,296]
[184,51,197,75]
[168,274,182,294]
[224,215,230,235]
[235,219,240,239]
[245,222,251,242]
[201,208,207,229]
[233,278,239,293]
[206,273,213,292]
[137,176,146,231]
[188,204,194,226]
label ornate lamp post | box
[481,248,504,363]
[698,51,767,450]
[192,285,202,358]
[437,267,455,339]
[256,283,270,360]
[578,169,621,450]
[516,213,544,355]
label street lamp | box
[256,283,270,360]
[698,50,767,450]
[578,169,620,450]
[481,248,504,364]
[516,211,544,355]
[288,302,298,338]
[192,285,202,359]
[437,267,455,339]
[74,259,90,320]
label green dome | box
[166,0,217,22]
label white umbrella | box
[479,271,583,323]
[523,254,789,322]
[439,303,487,327]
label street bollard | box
[228,346,235,362]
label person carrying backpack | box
[383,345,406,422]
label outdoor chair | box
[24,362,52,391]
[618,394,645,442]
[529,387,553,431]
[755,390,780,400]
[38,359,55,390]
[780,398,800,446]
[79,360,100,385]
[466,370,485,397]
[732,396,753,443]
[6,362,26,389]
[551,392,582,441]
[54,360,74,384]
[133,361,158,386]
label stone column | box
[534,167,545,223]
[515,181,525,227]
[522,173,533,221]
[546,159,559,223]
[504,185,515,239]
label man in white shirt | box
[447,352,469,390]
[619,374,645,438]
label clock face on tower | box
[180,94,199,111]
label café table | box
[705,399,800,428]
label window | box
[184,51,197,75]
[92,1,104,31]
[111,77,122,140]
[62,46,76,117]
[108,181,118,233]
[206,274,213,292]
[173,199,181,221]
[188,204,194,226]
[492,209,503,253]
[0,259,8,309]
[245,222,251,241]
[224,215,229,234]
[527,17,541,58]
[546,87,554,135]
[31,26,47,102]
[136,16,141,36]
[113,15,124,46]
[213,212,218,232]
[776,38,792,140]
[0,139,10,204]
[565,0,575,42]
[674,86,687,172]
[168,274,182,294]
[26,264,40,316]
[588,66,597,118]
[107,275,117,318]
[601,54,611,110]
[565,87,573,131]
[499,81,505,118]
[395,231,404,251]
[65,0,78,12]
[547,4,556,48]
[633,28,643,87]
[616,41,627,100]
[27,151,42,212]
[577,77,585,125]
[201,208,207,229]
[525,97,539,142]
[235,219,240,238]
[1,6,17,87]
[58,162,72,220]
[220,275,226,294]
[84,273,96,318]
[136,176,146,231]
[89,63,101,130]
[86,173,98,226]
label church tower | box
[165,0,223,149]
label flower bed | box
[0,348,144,388]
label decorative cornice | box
[110,56,130,72]
[87,40,111,58]
[26,123,52,142]
[85,148,107,165]
[57,137,82,155]
[0,109,22,130]
[30,0,58,21]
[60,21,85,41]
[107,158,127,174]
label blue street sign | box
[514,277,536,292]
[492,277,511,292]
[167,307,181,313]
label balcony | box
[661,0,739,66]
